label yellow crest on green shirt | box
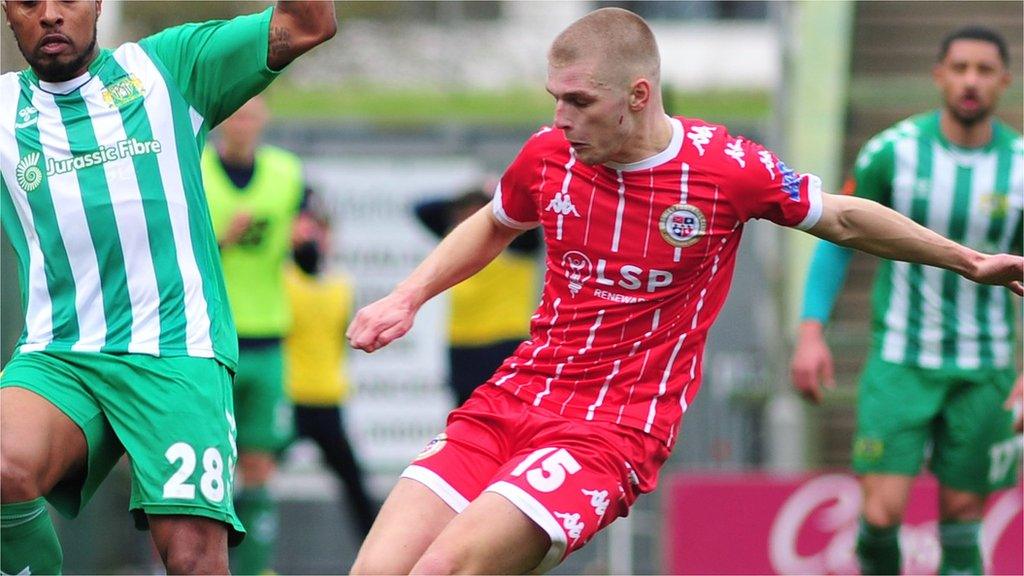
[102,75,145,109]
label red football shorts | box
[401,385,671,571]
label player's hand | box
[1004,374,1023,433]
[221,212,254,248]
[346,292,418,353]
[968,253,1024,296]
[790,321,835,404]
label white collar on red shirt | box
[603,116,683,172]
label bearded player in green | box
[792,27,1022,575]
[0,1,334,573]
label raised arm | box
[809,193,1024,294]
[346,206,524,353]
[268,1,338,70]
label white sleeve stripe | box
[400,465,470,513]
[794,174,823,230]
[485,481,567,573]
[492,181,539,230]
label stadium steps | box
[812,0,1024,469]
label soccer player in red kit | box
[347,8,1024,575]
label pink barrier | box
[662,472,1022,575]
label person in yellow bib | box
[202,95,308,574]
[413,185,542,406]
[285,213,378,543]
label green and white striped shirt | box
[853,111,1023,369]
[1,8,282,369]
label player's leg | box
[412,414,665,575]
[856,474,915,575]
[931,366,1018,575]
[1,353,122,576]
[852,356,940,575]
[231,345,292,575]
[81,354,245,572]
[936,487,986,576]
[411,491,548,574]
[0,388,83,575]
[353,387,518,574]
[149,515,229,573]
[350,478,459,574]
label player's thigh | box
[931,367,1018,495]
[234,346,292,453]
[0,353,122,514]
[853,356,941,477]
[83,354,246,546]
[351,477,458,575]
[859,474,916,526]
[412,491,548,575]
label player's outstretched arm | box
[809,193,1024,295]
[268,1,338,70]
[347,206,523,353]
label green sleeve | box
[849,132,896,205]
[139,7,281,129]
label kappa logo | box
[581,488,610,517]
[553,511,585,543]
[15,152,43,192]
[725,138,745,167]
[15,105,38,129]
[546,191,580,217]
[759,150,776,180]
[659,203,706,248]
[686,125,717,156]
[561,250,593,297]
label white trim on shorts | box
[486,480,567,574]
[401,464,470,513]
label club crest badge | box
[413,433,448,461]
[659,203,706,248]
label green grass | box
[264,83,772,126]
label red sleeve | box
[723,136,823,230]
[491,128,549,230]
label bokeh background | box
[1,1,1021,573]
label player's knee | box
[939,492,985,522]
[162,538,227,574]
[0,450,45,502]
[862,496,904,527]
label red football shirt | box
[489,116,822,446]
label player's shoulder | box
[991,118,1023,152]
[854,113,927,170]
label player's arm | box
[347,206,523,353]
[267,1,338,71]
[790,241,852,403]
[808,193,1024,294]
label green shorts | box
[853,354,1019,494]
[0,351,245,545]
[233,344,292,453]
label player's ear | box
[630,78,651,111]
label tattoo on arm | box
[268,26,293,65]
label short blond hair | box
[549,7,661,88]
